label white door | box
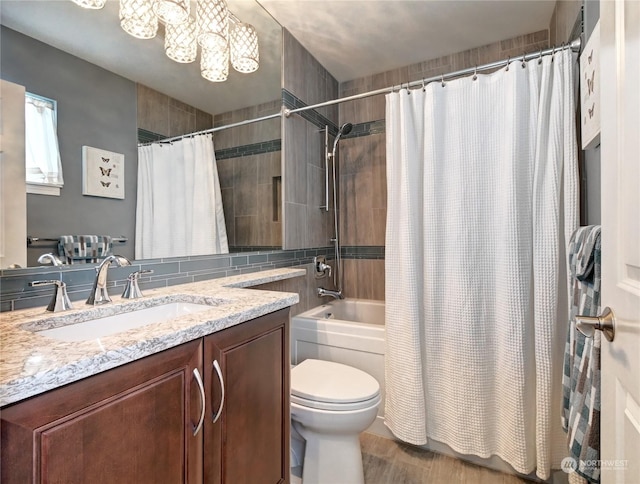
[600,1,640,482]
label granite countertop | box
[0,267,304,407]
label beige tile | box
[221,187,234,246]
[234,215,256,246]
[168,105,195,137]
[195,109,213,132]
[233,156,258,216]
[137,83,169,136]
[372,208,386,246]
[283,202,306,250]
[283,117,308,205]
[217,158,234,189]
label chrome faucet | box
[122,269,154,299]
[317,287,344,300]
[86,255,131,305]
[30,280,73,312]
[37,253,64,266]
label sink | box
[36,301,217,342]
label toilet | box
[290,359,381,484]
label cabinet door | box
[1,340,203,484]
[204,309,290,484]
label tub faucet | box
[86,255,131,305]
[317,287,344,300]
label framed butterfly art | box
[579,20,600,150]
[82,146,125,199]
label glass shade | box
[153,0,190,26]
[196,0,229,50]
[201,44,229,82]
[165,16,198,63]
[70,0,106,9]
[230,22,259,73]
[120,0,158,39]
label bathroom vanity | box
[0,268,302,483]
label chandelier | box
[70,0,259,83]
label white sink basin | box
[37,302,216,342]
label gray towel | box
[58,235,113,264]
[562,225,601,483]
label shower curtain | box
[135,133,228,259]
[384,49,577,479]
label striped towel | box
[58,235,113,264]
[562,225,601,483]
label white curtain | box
[384,49,578,480]
[135,133,228,259]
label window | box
[25,93,64,195]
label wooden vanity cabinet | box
[0,339,203,484]
[1,308,290,484]
[204,308,290,484]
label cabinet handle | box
[212,360,225,424]
[192,368,206,436]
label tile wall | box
[137,83,214,137]
[282,30,340,251]
[214,99,283,248]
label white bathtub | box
[291,298,388,437]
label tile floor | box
[292,432,536,484]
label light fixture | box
[70,0,106,8]
[153,0,190,26]
[70,0,259,83]
[120,0,158,40]
[196,0,229,50]
[230,21,259,73]
[165,16,198,63]
[201,44,230,82]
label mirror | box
[0,0,283,268]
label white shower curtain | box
[384,49,577,479]
[135,133,228,259]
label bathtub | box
[291,298,388,437]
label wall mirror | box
[0,0,283,269]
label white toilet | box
[290,359,381,484]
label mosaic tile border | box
[137,129,281,161]
[215,139,281,160]
[282,89,339,135]
[341,246,385,260]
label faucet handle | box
[122,270,153,299]
[30,280,73,312]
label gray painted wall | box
[1,27,138,263]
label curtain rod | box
[141,37,581,146]
[284,38,582,118]
[138,111,282,146]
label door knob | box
[575,307,616,342]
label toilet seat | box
[291,359,380,411]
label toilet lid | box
[291,359,380,404]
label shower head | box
[331,122,353,156]
[339,122,353,136]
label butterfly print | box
[100,167,112,176]
[588,103,595,119]
[101,156,110,163]
[587,70,595,96]
[101,181,111,188]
